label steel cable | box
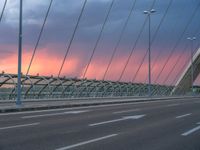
[171,38,200,85]
[153,2,200,84]
[26,0,53,75]
[162,24,200,85]
[162,44,188,85]
[82,0,115,78]
[170,48,189,85]
[0,0,7,22]
[132,0,173,82]
[58,0,87,77]
[102,0,137,81]
[117,0,157,82]
[145,2,199,83]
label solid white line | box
[55,134,118,150]
[113,109,140,114]
[176,113,192,119]
[89,115,145,127]
[0,98,195,116]
[22,110,89,119]
[0,107,91,116]
[89,118,125,127]
[181,125,200,136]
[0,122,40,130]
[166,104,180,107]
[0,103,135,116]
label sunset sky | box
[0,0,200,85]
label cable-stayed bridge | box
[0,0,200,101]
[1,1,200,150]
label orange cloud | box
[0,48,81,77]
[0,45,190,85]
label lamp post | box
[143,9,156,97]
[187,37,196,94]
[16,0,23,106]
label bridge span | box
[172,47,200,94]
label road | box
[0,98,200,150]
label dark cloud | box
[0,0,200,83]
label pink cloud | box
[0,44,190,85]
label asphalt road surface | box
[0,98,200,150]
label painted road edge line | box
[0,97,196,116]
[22,110,89,119]
[176,113,192,119]
[89,118,125,127]
[55,134,118,150]
[89,115,146,127]
[166,104,180,107]
[113,109,140,114]
[181,125,200,136]
[0,122,40,130]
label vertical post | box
[144,9,156,97]
[187,37,196,95]
[191,40,194,94]
[16,0,23,106]
[148,14,151,97]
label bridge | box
[172,47,200,94]
[0,0,200,150]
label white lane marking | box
[176,113,192,119]
[113,109,140,114]
[0,107,91,116]
[0,122,40,130]
[89,115,146,127]
[55,134,118,150]
[181,125,200,136]
[166,104,180,107]
[22,110,89,119]
[1,97,197,116]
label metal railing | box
[0,73,177,101]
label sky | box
[0,0,200,85]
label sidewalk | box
[0,96,199,113]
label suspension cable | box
[171,37,200,85]
[171,50,190,85]
[102,0,137,81]
[132,0,173,83]
[0,0,7,22]
[26,0,53,75]
[117,0,157,82]
[153,3,200,84]
[162,24,200,85]
[146,1,198,83]
[82,0,115,78]
[162,44,188,84]
[132,50,148,82]
[58,0,87,77]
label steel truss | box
[0,73,173,100]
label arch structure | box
[172,47,200,95]
[0,73,172,101]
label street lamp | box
[16,0,23,106]
[143,9,156,97]
[187,37,196,94]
